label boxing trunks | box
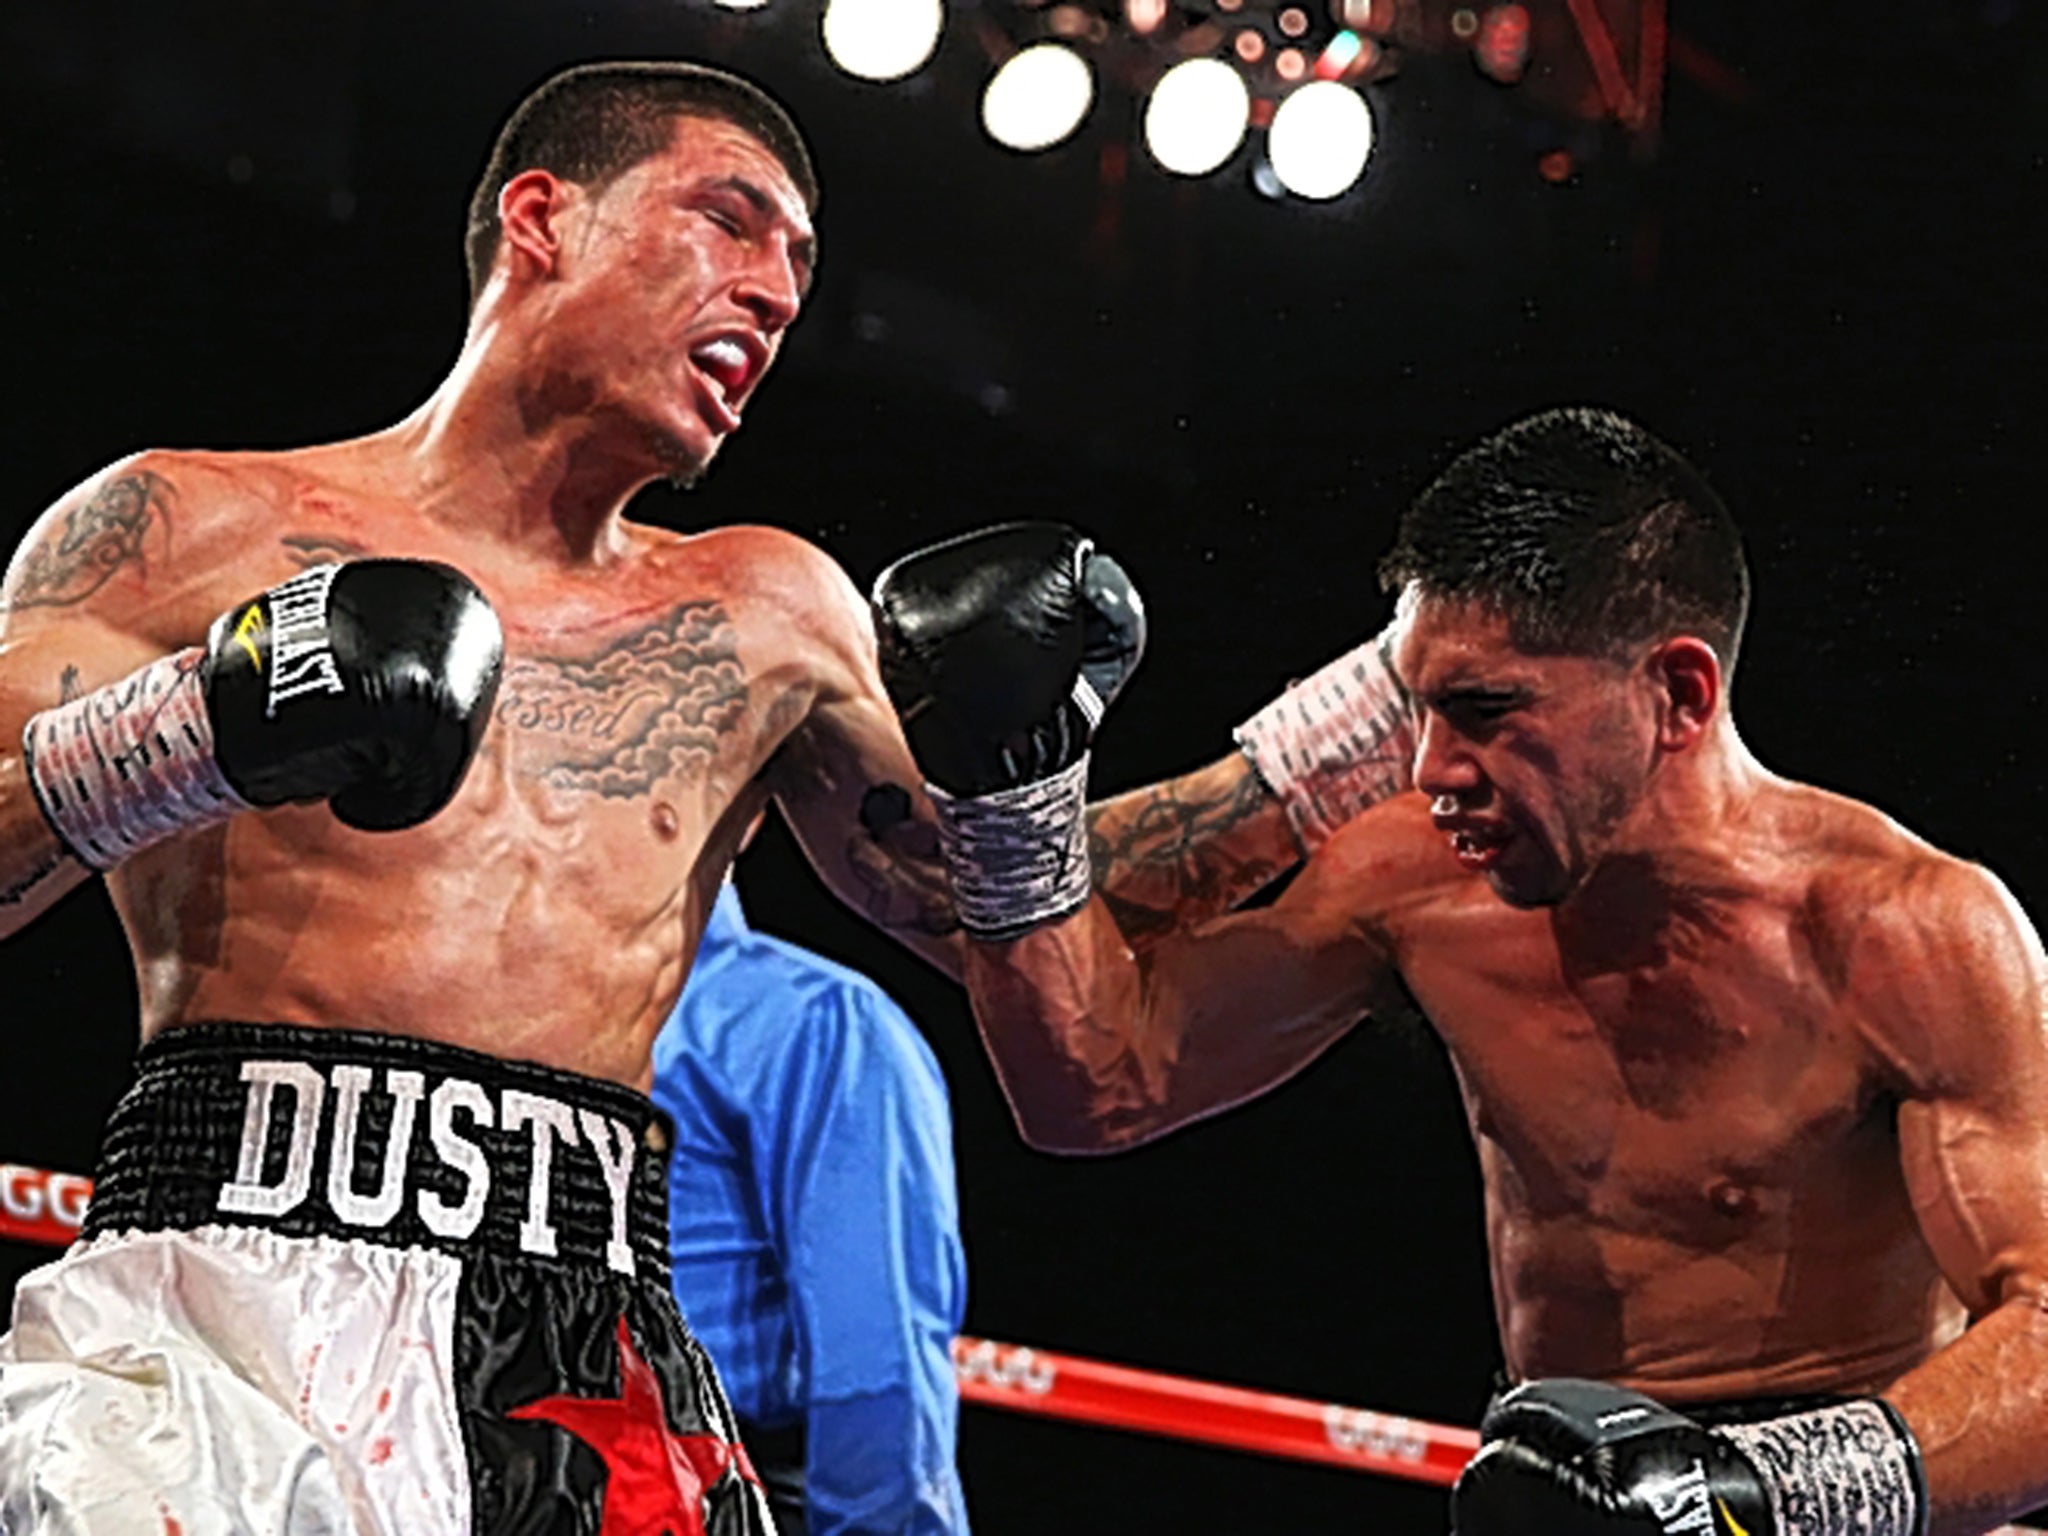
[0,1023,773,1536]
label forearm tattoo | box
[0,851,66,907]
[847,783,960,938]
[5,472,172,610]
[1086,763,1291,943]
[495,601,749,799]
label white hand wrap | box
[1233,624,1418,852]
[1721,1401,1928,1536]
[24,648,249,871]
[927,756,1092,940]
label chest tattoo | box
[496,601,749,798]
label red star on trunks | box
[508,1315,758,1536]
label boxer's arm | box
[768,552,1307,975]
[761,542,967,976]
[0,463,185,936]
[1856,858,2048,1536]
[963,802,1404,1152]
[1085,618,1420,948]
[1084,752,1302,951]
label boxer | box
[875,407,2048,1536]
[0,59,1146,1536]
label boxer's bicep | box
[967,838,1391,1153]
[1869,861,2048,1314]
[1862,861,2048,1535]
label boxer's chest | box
[244,506,813,890]
[1397,897,1883,1236]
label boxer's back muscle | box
[1368,788,1966,1400]
[84,447,856,1087]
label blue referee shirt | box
[651,885,971,1535]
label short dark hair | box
[1379,406,1749,672]
[463,59,818,307]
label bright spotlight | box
[1143,59,1250,177]
[1267,80,1373,199]
[713,0,771,12]
[982,44,1094,151]
[821,0,945,81]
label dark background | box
[2,2,2043,1530]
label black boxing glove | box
[871,522,1145,936]
[872,521,1143,795]
[25,560,505,868]
[1452,1379,1927,1536]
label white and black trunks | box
[0,1022,773,1535]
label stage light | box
[1315,29,1364,79]
[821,0,945,81]
[982,44,1095,151]
[1143,58,1250,176]
[713,0,772,13]
[1275,47,1307,81]
[1234,29,1266,64]
[1267,79,1373,198]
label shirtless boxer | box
[0,60,1180,1536]
[873,407,2048,1536]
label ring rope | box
[0,1161,1476,1485]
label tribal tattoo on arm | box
[4,472,173,611]
[1086,753,1299,948]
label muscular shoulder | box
[645,525,870,655]
[2,448,290,638]
[1784,784,1982,954]
[1292,791,1469,938]
[1798,799,2047,1092]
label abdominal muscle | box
[1486,1165,1967,1402]
[107,728,751,1091]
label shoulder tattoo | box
[7,471,173,610]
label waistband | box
[82,1022,673,1283]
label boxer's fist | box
[1453,1381,1775,1536]
[871,522,1144,796]
[201,560,504,830]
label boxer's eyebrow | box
[706,174,818,293]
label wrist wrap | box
[24,648,248,870]
[1234,628,1417,852]
[928,756,1092,939]
[1720,1400,1928,1536]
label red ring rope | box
[0,1162,1476,1485]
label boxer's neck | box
[375,324,670,567]
[1592,717,1772,884]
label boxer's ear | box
[497,170,576,283]
[1648,636,1720,752]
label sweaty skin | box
[0,111,1282,1100]
[961,600,2048,1536]
[0,115,953,1093]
